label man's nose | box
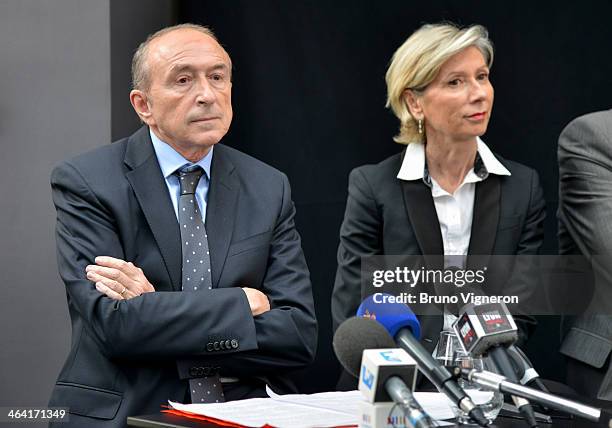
[195,79,216,105]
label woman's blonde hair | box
[385,23,493,145]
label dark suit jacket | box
[48,127,317,427]
[558,109,612,400]
[332,150,545,360]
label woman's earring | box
[418,119,423,135]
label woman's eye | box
[477,73,489,81]
[448,79,461,86]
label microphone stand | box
[459,368,603,423]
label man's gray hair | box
[131,23,218,91]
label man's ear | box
[129,90,154,125]
[403,89,424,120]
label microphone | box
[356,294,490,427]
[453,302,539,427]
[386,376,435,428]
[334,317,435,428]
[333,314,397,377]
[507,345,550,393]
[459,368,608,424]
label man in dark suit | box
[48,24,317,427]
[558,109,612,401]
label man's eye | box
[211,74,224,81]
[177,76,190,84]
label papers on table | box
[169,388,460,427]
[265,386,363,416]
[169,395,357,428]
[409,391,456,421]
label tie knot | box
[177,165,205,195]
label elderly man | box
[48,24,317,427]
[558,109,612,401]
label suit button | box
[225,340,231,349]
[213,341,220,351]
[206,342,214,352]
[231,339,239,349]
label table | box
[127,412,609,427]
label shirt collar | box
[396,137,510,186]
[475,137,510,176]
[149,128,213,179]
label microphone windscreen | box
[332,316,396,377]
[356,294,421,339]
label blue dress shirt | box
[149,129,213,223]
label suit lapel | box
[401,179,444,269]
[205,145,239,288]
[467,175,501,268]
[124,127,182,291]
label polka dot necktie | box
[177,165,225,404]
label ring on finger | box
[119,286,127,297]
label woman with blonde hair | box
[332,23,545,359]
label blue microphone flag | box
[357,293,421,339]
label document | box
[265,386,362,416]
[169,397,357,428]
[168,388,460,427]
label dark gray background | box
[0,0,110,417]
[181,0,612,393]
[1,1,611,424]
[0,1,173,425]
